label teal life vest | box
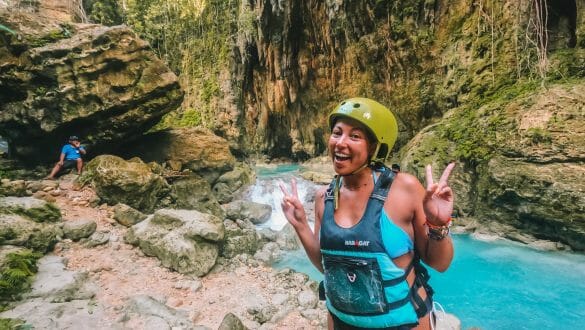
[319,168,433,328]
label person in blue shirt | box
[45,135,86,179]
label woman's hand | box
[279,178,308,230]
[423,163,456,226]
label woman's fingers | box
[425,164,434,189]
[279,180,289,196]
[439,162,456,184]
[291,178,298,197]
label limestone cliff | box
[118,0,584,249]
[0,0,183,164]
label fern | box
[0,250,42,302]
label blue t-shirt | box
[61,144,84,160]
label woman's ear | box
[368,142,377,158]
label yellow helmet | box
[328,97,398,162]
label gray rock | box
[275,223,300,250]
[113,203,147,227]
[84,230,111,248]
[0,298,116,329]
[125,209,224,276]
[297,290,317,309]
[169,176,225,218]
[0,214,62,253]
[0,196,61,222]
[300,308,321,321]
[80,155,170,213]
[218,312,248,330]
[270,293,289,306]
[222,219,261,258]
[253,242,281,264]
[125,294,194,328]
[224,200,272,225]
[63,219,97,241]
[25,256,96,302]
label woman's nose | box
[336,134,349,146]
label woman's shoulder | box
[315,185,328,201]
[392,172,424,193]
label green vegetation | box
[122,0,240,129]
[526,127,552,145]
[26,24,72,48]
[0,318,27,330]
[438,81,539,165]
[0,250,42,303]
[84,0,124,26]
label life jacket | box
[319,167,433,328]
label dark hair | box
[391,163,401,171]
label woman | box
[280,98,455,329]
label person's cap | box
[68,135,79,141]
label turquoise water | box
[272,235,585,329]
[257,164,585,329]
[256,164,300,177]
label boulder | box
[62,219,97,241]
[169,176,224,218]
[0,11,183,163]
[0,179,27,197]
[125,209,225,276]
[222,219,261,258]
[119,128,236,185]
[0,196,61,222]
[0,214,62,253]
[80,155,169,213]
[112,203,147,227]
[213,162,256,203]
[224,200,272,225]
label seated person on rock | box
[46,135,86,179]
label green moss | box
[26,24,72,48]
[438,81,539,165]
[0,250,42,303]
[0,318,27,329]
[525,127,552,144]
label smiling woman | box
[280,97,456,330]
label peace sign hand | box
[279,178,308,230]
[423,163,456,226]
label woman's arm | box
[280,179,324,273]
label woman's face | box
[328,118,374,175]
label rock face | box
[80,155,169,213]
[120,128,237,185]
[125,208,225,276]
[0,4,183,163]
[121,0,585,160]
[401,84,585,250]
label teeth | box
[335,153,349,157]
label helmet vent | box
[353,103,361,108]
[341,101,346,105]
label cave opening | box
[544,0,577,49]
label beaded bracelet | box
[426,218,452,241]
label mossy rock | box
[0,197,61,223]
